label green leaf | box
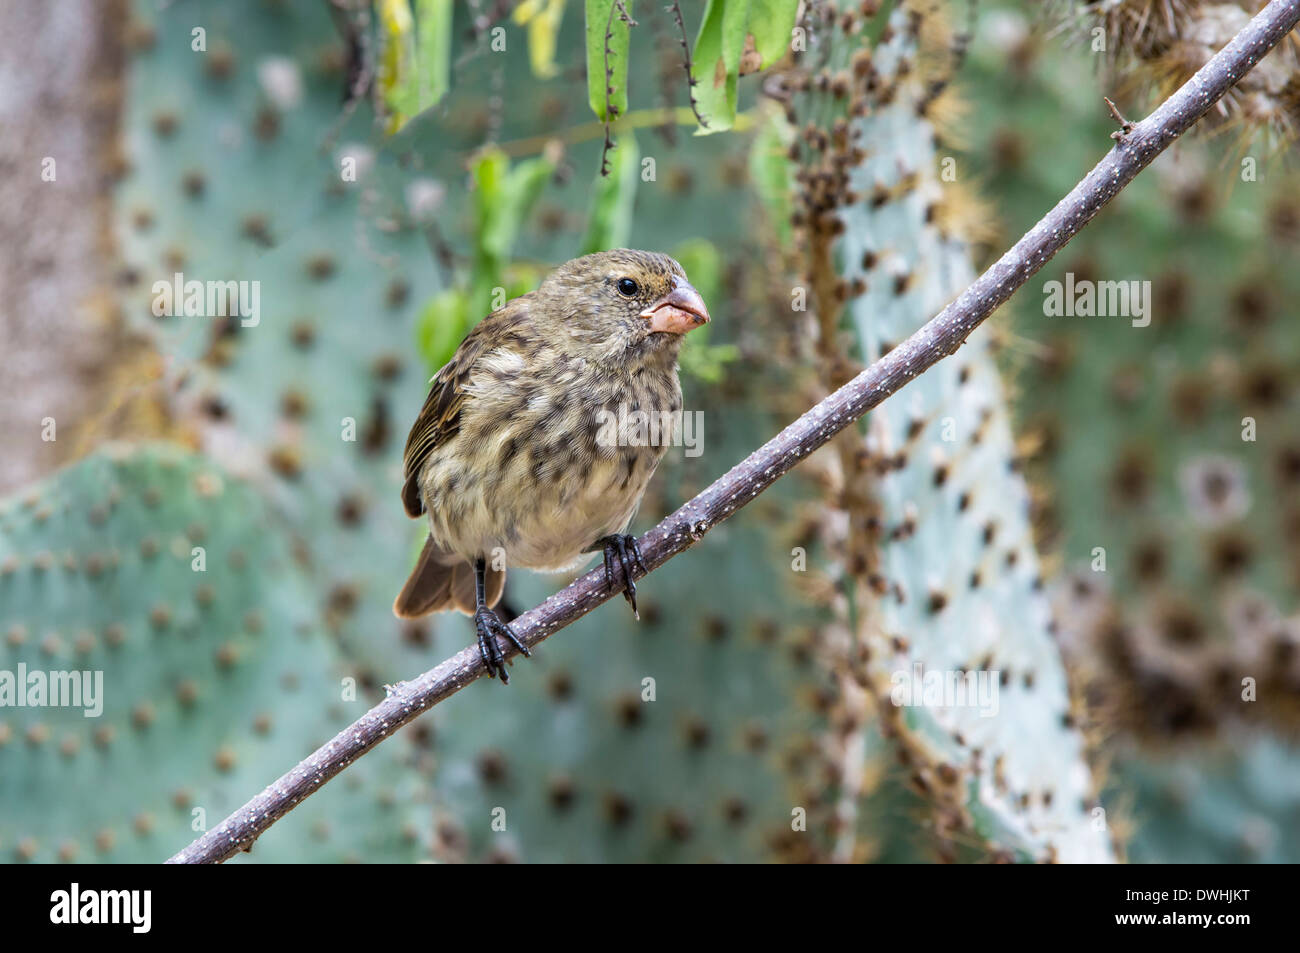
[747,0,798,68]
[380,0,453,133]
[472,149,510,263]
[414,0,454,109]
[503,157,557,234]
[427,149,558,337]
[416,288,469,370]
[692,0,750,134]
[418,150,558,371]
[585,0,635,122]
[581,131,640,253]
[514,0,568,79]
[378,0,417,134]
[473,149,555,277]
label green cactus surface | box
[0,444,433,863]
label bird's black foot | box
[595,534,648,619]
[474,606,530,684]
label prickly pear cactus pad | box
[0,445,432,863]
[842,109,1111,860]
[111,0,451,683]
[955,1,1300,861]
[780,3,1113,861]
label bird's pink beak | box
[640,278,711,335]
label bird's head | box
[536,249,711,368]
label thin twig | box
[452,0,514,72]
[167,0,1300,865]
[668,0,709,129]
[320,0,373,151]
[1104,95,1135,139]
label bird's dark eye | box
[616,277,639,297]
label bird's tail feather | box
[393,535,505,618]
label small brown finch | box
[393,249,711,683]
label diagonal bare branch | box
[168,0,1300,865]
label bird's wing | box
[400,297,532,517]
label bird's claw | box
[474,606,530,684]
[597,534,647,619]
